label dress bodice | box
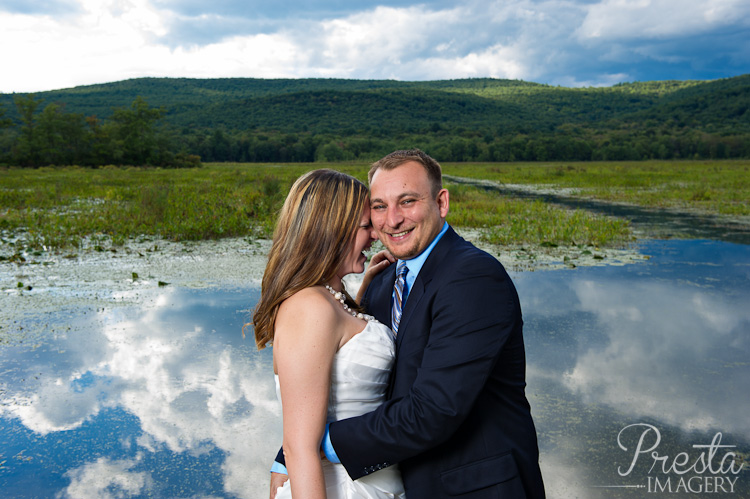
[274,320,395,421]
[273,319,404,498]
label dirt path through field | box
[445,175,750,244]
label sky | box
[1,0,748,93]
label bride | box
[252,169,405,498]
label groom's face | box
[369,161,449,260]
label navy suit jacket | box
[329,227,545,498]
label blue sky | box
[1,0,748,93]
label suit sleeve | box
[330,255,522,479]
[274,447,285,469]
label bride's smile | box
[337,203,378,280]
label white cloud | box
[398,44,529,81]
[306,5,464,78]
[537,443,599,499]
[0,1,166,92]
[0,1,747,97]
[577,0,750,41]
[562,278,750,438]
[0,0,304,92]
[300,2,565,81]
[4,374,112,434]
[1,288,281,498]
[554,72,632,87]
[59,456,152,499]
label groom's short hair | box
[368,149,443,198]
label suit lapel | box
[395,277,423,349]
[394,227,460,348]
[370,264,396,327]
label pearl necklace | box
[325,285,374,321]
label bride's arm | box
[356,250,395,304]
[274,289,340,499]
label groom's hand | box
[269,472,288,499]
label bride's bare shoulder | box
[276,287,338,338]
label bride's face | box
[337,203,377,279]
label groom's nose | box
[386,205,404,228]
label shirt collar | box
[399,221,449,289]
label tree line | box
[189,127,749,163]
[0,95,199,168]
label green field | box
[2,160,746,258]
[444,160,750,216]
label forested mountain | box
[0,78,545,122]
[0,75,747,165]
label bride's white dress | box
[274,320,406,498]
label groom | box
[273,149,545,497]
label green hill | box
[0,75,748,164]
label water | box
[518,239,750,497]
[1,287,280,498]
[1,239,748,498]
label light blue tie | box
[392,261,408,336]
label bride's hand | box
[356,250,396,304]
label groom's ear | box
[436,188,449,218]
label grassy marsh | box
[443,160,750,217]
[446,183,632,247]
[0,164,306,251]
[14,160,745,255]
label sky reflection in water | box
[1,239,748,498]
[518,239,750,497]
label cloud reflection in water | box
[564,277,750,437]
[1,287,280,498]
[516,240,750,496]
[1,239,748,498]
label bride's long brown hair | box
[252,169,369,350]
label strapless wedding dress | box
[274,320,406,498]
